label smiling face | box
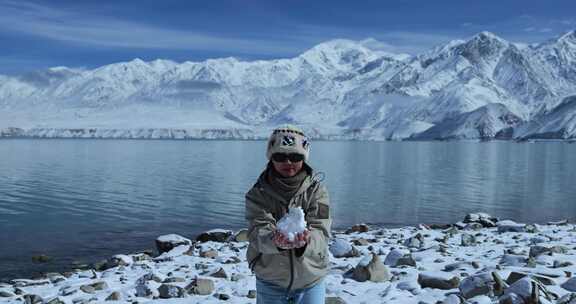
[272,159,304,177]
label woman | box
[245,125,331,304]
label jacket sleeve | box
[245,187,282,254]
[300,183,331,258]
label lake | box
[0,139,575,280]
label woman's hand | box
[273,229,310,249]
[293,229,310,248]
[273,230,294,250]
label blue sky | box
[0,0,575,75]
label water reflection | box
[0,139,575,280]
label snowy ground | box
[1,214,576,304]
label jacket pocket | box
[303,247,329,270]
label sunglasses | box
[271,153,305,163]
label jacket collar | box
[257,163,313,205]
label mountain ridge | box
[1,30,576,140]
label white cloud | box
[0,1,303,55]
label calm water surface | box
[0,139,575,280]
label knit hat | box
[266,124,310,162]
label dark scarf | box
[266,162,310,201]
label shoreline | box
[1,214,576,303]
[2,128,576,142]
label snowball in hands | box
[277,207,307,241]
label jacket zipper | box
[287,249,295,293]
[284,201,295,294]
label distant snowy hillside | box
[1,31,576,140]
[411,103,523,140]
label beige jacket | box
[245,166,331,291]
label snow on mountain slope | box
[1,31,576,140]
[411,103,523,140]
[515,95,576,139]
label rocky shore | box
[1,214,576,304]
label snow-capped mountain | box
[515,95,576,139]
[410,103,523,140]
[1,31,576,140]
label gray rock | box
[210,267,228,279]
[529,245,552,258]
[233,229,249,242]
[230,273,245,282]
[199,249,219,258]
[156,234,192,254]
[214,293,230,301]
[384,249,417,267]
[46,298,66,304]
[0,291,14,297]
[444,262,474,271]
[158,284,185,299]
[524,224,539,233]
[12,279,51,288]
[92,259,109,271]
[404,233,425,249]
[397,280,421,294]
[59,286,78,297]
[503,277,533,302]
[247,289,257,298]
[352,253,391,282]
[80,285,96,294]
[558,293,576,304]
[195,263,210,270]
[554,260,574,268]
[353,238,371,246]
[325,296,347,303]
[464,223,484,230]
[105,291,121,301]
[504,277,555,304]
[417,272,460,290]
[330,238,360,258]
[196,230,232,243]
[442,294,464,304]
[506,272,556,286]
[548,219,569,226]
[136,273,164,284]
[132,253,153,262]
[223,256,242,264]
[459,272,494,299]
[562,277,576,292]
[92,281,108,291]
[551,245,570,254]
[135,282,156,298]
[428,223,452,230]
[163,277,186,283]
[76,269,97,279]
[497,220,525,233]
[463,213,498,227]
[31,254,52,263]
[499,254,527,266]
[498,292,524,304]
[346,224,369,234]
[23,294,43,304]
[461,234,476,246]
[186,278,215,295]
